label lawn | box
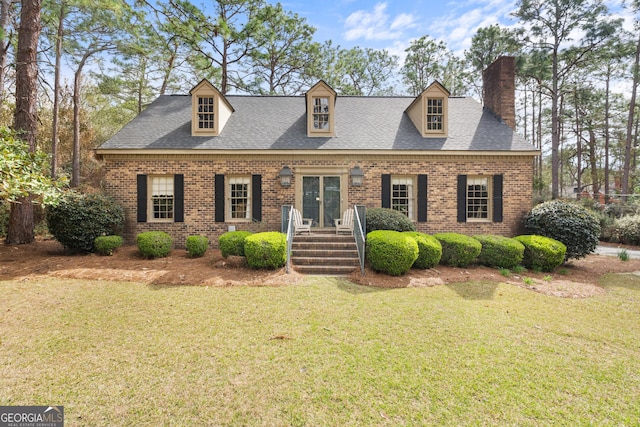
[1,274,640,426]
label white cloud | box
[343,2,418,41]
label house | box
[96,56,539,246]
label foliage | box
[0,201,8,237]
[611,214,640,245]
[365,208,416,234]
[219,231,253,257]
[366,230,419,276]
[94,235,123,256]
[137,231,173,258]
[46,192,124,252]
[403,232,442,269]
[185,235,209,258]
[473,234,525,269]
[618,250,629,261]
[523,200,600,260]
[514,235,566,272]
[433,233,482,267]
[244,232,286,269]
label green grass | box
[2,275,640,426]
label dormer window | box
[306,81,336,137]
[426,98,444,131]
[189,79,234,136]
[405,81,450,138]
[197,96,215,129]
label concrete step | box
[292,249,359,258]
[292,242,357,251]
[290,232,361,276]
[291,256,360,266]
[293,264,360,276]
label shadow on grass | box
[334,278,394,294]
[445,281,499,300]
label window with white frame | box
[197,96,215,129]
[392,176,414,220]
[228,176,251,220]
[312,97,330,130]
[467,176,490,220]
[150,176,174,221]
[426,98,444,131]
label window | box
[150,176,174,221]
[466,176,490,220]
[426,98,444,131]
[228,176,251,220]
[197,96,215,129]
[313,97,330,130]
[392,177,414,220]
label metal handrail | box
[353,205,366,275]
[284,205,294,273]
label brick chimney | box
[482,56,516,130]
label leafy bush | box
[219,231,253,257]
[46,192,124,252]
[473,234,524,269]
[244,232,286,269]
[137,231,173,258]
[611,215,640,245]
[365,208,416,234]
[433,233,482,267]
[403,232,442,269]
[185,235,209,258]
[523,200,600,260]
[0,201,8,237]
[94,235,123,256]
[514,235,566,272]
[366,230,418,276]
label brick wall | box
[102,153,534,247]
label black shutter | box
[174,174,184,222]
[417,174,427,222]
[137,174,147,223]
[252,174,262,222]
[457,175,467,223]
[492,174,503,223]
[381,174,391,208]
[215,174,225,222]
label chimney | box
[482,56,516,130]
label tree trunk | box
[7,0,41,245]
[604,67,611,203]
[0,0,13,103]
[551,45,560,199]
[51,2,65,178]
[71,52,89,187]
[622,32,640,198]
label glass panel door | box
[323,176,341,228]
[302,175,341,228]
[302,176,320,226]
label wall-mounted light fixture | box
[279,166,293,187]
[350,165,364,187]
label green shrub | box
[366,230,419,276]
[46,192,124,252]
[219,231,253,257]
[0,201,9,237]
[514,235,566,272]
[186,235,209,258]
[611,215,640,245]
[137,231,173,258]
[94,235,123,256]
[473,234,524,269]
[365,208,416,234]
[403,232,442,269]
[433,233,482,267]
[523,200,600,260]
[244,232,286,269]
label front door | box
[302,176,341,228]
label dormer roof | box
[405,81,451,138]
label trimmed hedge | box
[137,231,173,258]
[523,200,600,260]
[46,192,124,252]
[219,231,253,257]
[473,234,524,269]
[244,232,286,269]
[433,233,482,267]
[366,230,419,276]
[403,232,442,269]
[365,208,416,233]
[94,235,123,256]
[514,235,566,272]
[186,235,209,258]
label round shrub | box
[137,231,173,258]
[523,200,600,260]
[46,192,124,252]
[186,235,209,258]
[403,232,442,269]
[365,207,416,234]
[94,235,123,256]
[473,234,524,269]
[244,232,286,269]
[611,215,640,245]
[433,233,482,267]
[514,235,566,272]
[366,230,419,276]
[219,230,253,257]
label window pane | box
[229,177,250,219]
[313,97,330,130]
[391,177,414,219]
[151,177,174,220]
[426,98,443,131]
[198,97,215,129]
[466,177,489,219]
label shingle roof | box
[98,94,536,152]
